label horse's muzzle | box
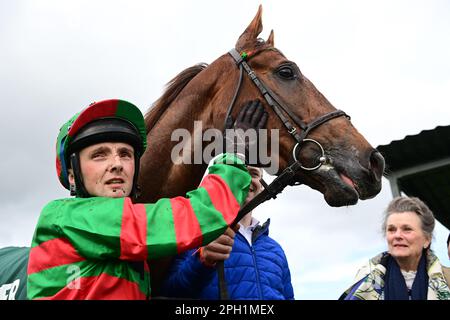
[369,150,385,183]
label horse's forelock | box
[145,63,209,131]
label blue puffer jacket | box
[162,219,294,300]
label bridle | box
[216,47,350,299]
[224,46,351,216]
[225,47,350,171]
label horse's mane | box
[145,63,209,132]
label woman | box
[341,196,450,300]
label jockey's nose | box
[110,155,124,172]
[369,150,385,182]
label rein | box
[217,47,350,299]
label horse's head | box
[229,6,384,207]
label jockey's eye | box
[276,64,297,80]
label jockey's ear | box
[266,30,274,47]
[68,169,75,185]
[68,169,77,196]
[235,4,263,51]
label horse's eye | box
[277,66,296,80]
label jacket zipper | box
[247,237,263,299]
[238,222,269,299]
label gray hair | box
[382,196,435,241]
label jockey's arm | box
[29,153,250,262]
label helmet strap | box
[130,154,141,200]
[70,184,77,196]
[70,153,90,198]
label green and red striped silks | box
[27,153,250,300]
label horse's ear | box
[266,29,275,47]
[235,5,263,50]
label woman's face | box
[386,211,431,265]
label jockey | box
[27,98,267,300]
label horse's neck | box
[138,62,233,203]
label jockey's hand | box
[199,227,237,267]
[224,100,268,165]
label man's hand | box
[224,100,268,164]
[199,227,236,267]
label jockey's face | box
[245,166,263,205]
[69,142,135,198]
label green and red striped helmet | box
[56,99,147,191]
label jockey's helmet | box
[56,99,147,198]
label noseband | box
[216,48,351,299]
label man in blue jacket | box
[162,166,294,300]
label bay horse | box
[138,5,384,296]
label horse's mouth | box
[330,167,360,205]
[338,172,359,195]
[305,163,360,207]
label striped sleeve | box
[143,153,251,258]
[30,153,250,262]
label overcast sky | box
[1,0,449,300]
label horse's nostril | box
[369,151,385,181]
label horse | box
[137,5,384,296]
[0,5,384,299]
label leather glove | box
[224,100,268,165]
